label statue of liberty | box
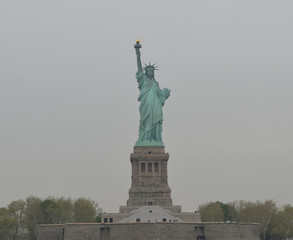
[134,40,170,146]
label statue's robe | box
[136,70,167,146]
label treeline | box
[199,200,293,240]
[0,196,101,240]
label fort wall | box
[36,222,260,240]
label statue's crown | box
[143,62,159,71]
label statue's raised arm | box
[134,40,142,71]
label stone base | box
[127,146,172,206]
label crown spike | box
[142,61,159,71]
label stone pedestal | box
[127,146,173,206]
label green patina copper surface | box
[134,41,170,146]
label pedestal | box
[127,146,173,206]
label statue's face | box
[145,68,154,78]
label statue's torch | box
[134,40,141,49]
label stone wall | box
[36,222,260,240]
[63,223,100,240]
[36,224,64,240]
[239,223,261,240]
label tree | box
[54,197,73,224]
[8,199,26,240]
[40,199,58,224]
[0,207,16,240]
[218,201,237,222]
[199,201,237,222]
[237,200,277,240]
[95,212,102,223]
[23,196,42,240]
[40,197,73,224]
[199,201,225,222]
[73,198,98,222]
[1,195,101,239]
[271,204,293,240]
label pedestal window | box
[141,163,145,173]
[148,163,152,173]
[154,162,159,173]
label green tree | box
[8,199,26,240]
[237,200,277,240]
[40,197,73,224]
[95,212,102,223]
[55,197,73,224]
[23,196,42,240]
[271,204,293,240]
[1,195,101,239]
[0,207,16,240]
[199,201,225,222]
[73,198,98,222]
[218,201,237,221]
[199,201,237,222]
[40,199,58,224]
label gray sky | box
[0,0,292,213]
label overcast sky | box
[0,0,292,213]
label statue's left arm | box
[160,88,171,106]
